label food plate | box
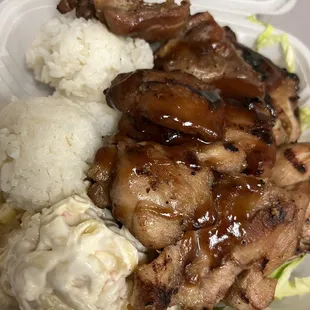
[0,0,310,309]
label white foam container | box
[193,0,298,15]
[0,0,310,309]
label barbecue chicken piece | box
[285,181,310,254]
[223,98,276,177]
[57,0,190,41]
[106,70,276,176]
[225,26,301,145]
[132,173,308,310]
[106,70,225,143]
[88,140,248,249]
[269,78,301,144]
[270,143,310,187]
[155,12,264,99]
[224,183,310,310]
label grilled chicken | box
[111,141,215,249]
[271,143,310,187]
[87,144,118,209]
[106,70,225,143]
[225,183,310,310]
[57,0,190,42]
[224,98,276,176]
[132,173,308,310]
[225,26,301,145]
[285,181,310,254]
[269,79,301,144]
[270,143,310,253]
[155,12,264,99]
[106,70,276,176]
[88,140,248,249]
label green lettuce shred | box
[281,34,296,73]
[270,256,310,300]
[300,107,310,131]
[247,15,296,72]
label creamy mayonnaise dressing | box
[0,195,146,310]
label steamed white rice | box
[26,13,154,102]
[0,96,119,212]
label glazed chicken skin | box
[57,0,190,42]
[155,12,264,99]
[106,70,225,142]
[132,173,309,310]
[106,69,276,176]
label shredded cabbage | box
[281,34,296,73]
[247,15,296,72]
[270,256,310,300]
[300,107,310,131]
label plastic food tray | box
[0,0,310,309]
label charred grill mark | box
[240,48,266,81]
[136,275,177,309]
[284,148,307,174]
[251,128,274,146]
[284,69,300,82]
[223,143,239,153]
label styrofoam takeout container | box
[0,0,310,309]
[148,0,298,15]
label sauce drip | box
[203,174,264,266]
[181,173,265,285]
